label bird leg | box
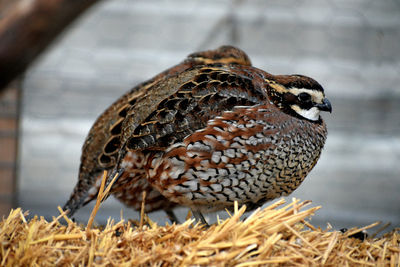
[165,210,180,224]
[191,209,209,227]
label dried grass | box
[1,201,399,266]
[1,172,399,266]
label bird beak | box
[316,98,332,113]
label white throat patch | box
[291,105,320,121]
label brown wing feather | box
[119,66,264,153]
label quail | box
[63,46,332,224]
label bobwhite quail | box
[63,46,331,224]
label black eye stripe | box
[298,92,311,102]
[282,91,314,110]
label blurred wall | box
[19,0,400,230]
[0,82,19,217]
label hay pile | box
[1,198,399,266]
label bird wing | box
[115,66,263,154]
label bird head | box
[265,74,332,121]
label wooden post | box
[0,0,101,91]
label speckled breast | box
[146,104,327,213]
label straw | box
[0,197,398,266]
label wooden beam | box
[0,0,102,91]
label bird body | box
[63,46,331,222]
[147,103,327,213]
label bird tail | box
[63,168,125,217]
[63,171,102,217]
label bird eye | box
[298,93,311,102]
